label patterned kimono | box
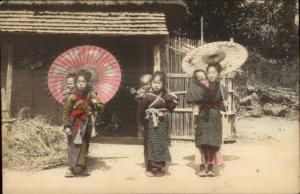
[137,91,177,171]
[63,90,104,168]
[186,81,227,165]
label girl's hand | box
[169,92,178,100]
[91,99,97,104]
[65,127,72,136]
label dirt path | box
[3,117,299,194]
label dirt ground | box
[3,116,299,194]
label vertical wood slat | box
[153,43,161,72]
[162,37,201,140]
[6,44,13,114]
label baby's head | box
[139,74,153,89]
[65,73,76,90]
[193,69,207,82]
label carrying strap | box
[148,92,163,108]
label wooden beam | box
[173,108,193,112]
[1,88,9,120]
[153,43,161,72]
[6,44,13,114]
[167,73,191,78]
[200,16,204,45]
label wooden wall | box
[1,34,157,136]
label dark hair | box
[206,63,222,74]
[75,69,92,91]
[192,69,207,83]
[75,69,92,83]
[66,72,76,80]
[152,71,167,87]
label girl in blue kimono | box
[137,71,177,177]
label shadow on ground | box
[183,154,239,175]
[86,156,122,172]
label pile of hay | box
[3,116,67,170]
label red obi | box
[71,109,88,120]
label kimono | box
[63,90,104,169]
[186,81,227,165]
[137,90,177,171]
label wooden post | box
[1,88,9,119]
[6,44,13,114]
[200,16,204,45]
[153,43,161,72]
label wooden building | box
[0,0,187,136]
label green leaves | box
[180,0,299,88]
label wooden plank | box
[173,108,193,112]
[172,91,187,95]
[170,135,194,140]
[1,88,9,120]
[153,43,161,72]
[167,73,191,78]
[6,44,13,114]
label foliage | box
[179,0,299,88]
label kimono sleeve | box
[186,83,206,104]
[63,94,77,128]
[90,92,105,112]
[165,94,178,112]
[137,96,150,123]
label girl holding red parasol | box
[48,45,122,177]
[63,70,104,177]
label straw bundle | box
[3,115,67,170]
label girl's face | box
[195,71,207,82]
[207,67,220,82]
[151,76,163,93]
[76,76,87,90]
[66,77,75,90]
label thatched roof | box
[0,0,187,32]
[0,10,168,36]
[0,0,186,6]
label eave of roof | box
[0,10,169,36]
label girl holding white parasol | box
[184,41,248,177]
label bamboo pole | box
[200,16,204,45]
[153,43,161,72]
[6,44,13,114]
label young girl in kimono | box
[186,64,227,177]
[63,70,104,177]
[137,71,177,177]
[191,69,223,177]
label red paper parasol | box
[48,45,121,105]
